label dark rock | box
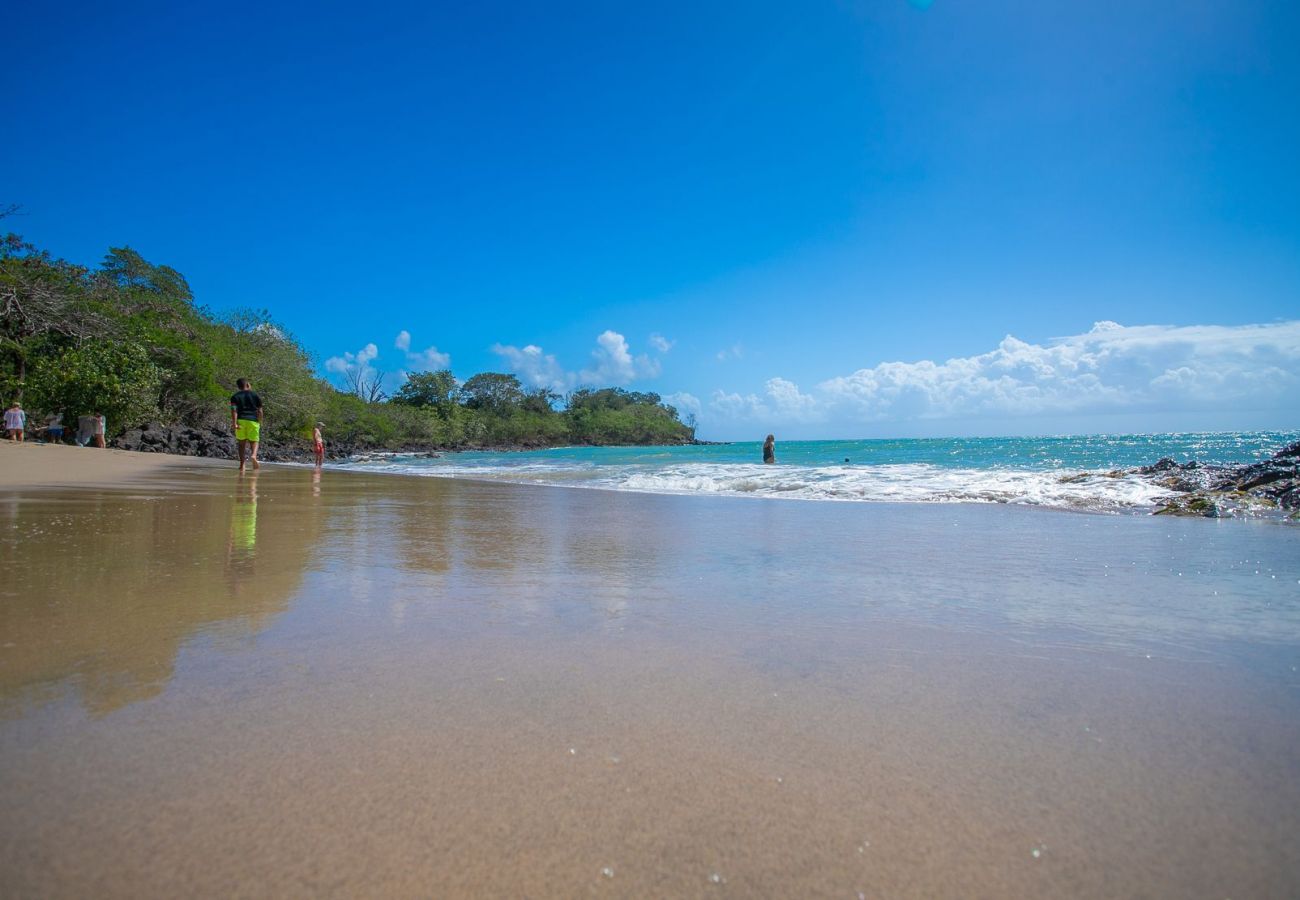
[1154,496,1221,518]
[1137,440,1299,519]
[1140,457,1183,474]
[113,423,239,460]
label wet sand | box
[0,440,227,488]
[1,465,1298,897]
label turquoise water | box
[340,431,1298,514]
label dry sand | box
[0,440,232,488]
[2,462,1298,897]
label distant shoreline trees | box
[0,231,695,450]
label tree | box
[392,369,457,414]
[0,234,101,400]
[521,388,560,414]
[98,246,192,306]
[345,367,387,403]
[24,340,163,433]
[459,372,524,413]
[212,309,322,435]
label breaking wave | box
[335,433,1297,516]
[338,459,1188,514]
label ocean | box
[337,431,1299,515]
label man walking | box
[230,378,263,471]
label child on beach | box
[5,402,26,442]
[313,422,325,467]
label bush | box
[24,340,163,434]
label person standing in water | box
[230,378,263,471]
[763,434,776,464]
[313,422,325,467]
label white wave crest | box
[338,458,1180,513]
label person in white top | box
[4,402,25,442]
[91,411,106,449]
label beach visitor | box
[230,378,263,471]
[313,422,325,467]
[44,411,65,443]
[5,402,26,442]
[91,411,107,448]
[763,433,776,464]
[74,415,95,447]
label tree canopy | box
[0,231,696,450]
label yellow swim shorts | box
[235,419,261,442]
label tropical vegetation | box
[0,229,695,450]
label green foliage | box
[459,372,525,413]
[209,309,321,436]
[563,388,689,444]
[24,340,163,431]
[392,369,457,414]
[521,388,560,414]
[0,232,695,449]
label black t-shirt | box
[230,390,263,421]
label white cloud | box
[664,391,701,417]
[764,377,818,420]
[405,345,451,370]
[579,330,660,384]
[702,321,1300,429]
[328,334,449,395]
[649,333,675,353]
[716,342,744,362]
[325,342,379,377]
[711,389,767,419]
[493,330,661,392]
[492,343,570,391]
[708,378,817,423]
[387,329,450,371]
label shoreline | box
[6,439,1298,522]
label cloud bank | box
[493,330,662,392]
[706,321,1300,428]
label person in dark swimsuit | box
[763,434,775,464]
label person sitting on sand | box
[5,402,26,442]
[313,422,325,467]
[230,378,263,471]
[763,433,776,464]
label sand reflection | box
[0,471,322,717]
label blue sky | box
[6,0,1298,438]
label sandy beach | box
[2,457,1298,897]
[0,441,229,488]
